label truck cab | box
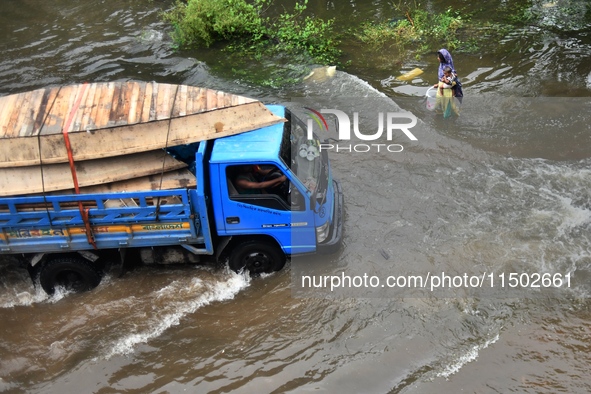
[209,105,343,273]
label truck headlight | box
[316,221,330,243]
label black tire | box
[39,256,102,295]
[228,240,285,275]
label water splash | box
[103,270,250,359]
[436,334,500,379]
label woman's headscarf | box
[437,49,455,79]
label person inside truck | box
[233,165,287,194]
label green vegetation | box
[162,0,591,86]
[163,0,262,48]
[267,3,340,66]
[354,3,464,52]
[163,0,340,65]
[504,1,536,25]
[350,1,541,57]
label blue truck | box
[0,82,343,295]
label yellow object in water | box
[396,68,424,81]
[303,66,337,82]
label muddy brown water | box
[1,0,590,393]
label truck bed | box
[0,188,207,254]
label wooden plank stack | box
[0,81,284,196]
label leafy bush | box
[163,0,340,65]
[354,5,464,51]
[164,0,262,47]
[272,7,340,65]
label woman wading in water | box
[433,49,463,117]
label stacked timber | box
[0,81,284,196]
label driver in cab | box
[234,165,286,194]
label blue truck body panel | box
[209,105,285,164]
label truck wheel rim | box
[244,252,270,270]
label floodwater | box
[1,0,590,393]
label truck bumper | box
[317,179,344,254]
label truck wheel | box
[229,241,285,275]
[39,256,102,295]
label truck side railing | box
[0,190,203,253]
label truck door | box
[221,164,316,255]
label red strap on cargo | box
[61,82,97,249]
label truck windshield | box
[280,110,325,196]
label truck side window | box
[226,165,292,211]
